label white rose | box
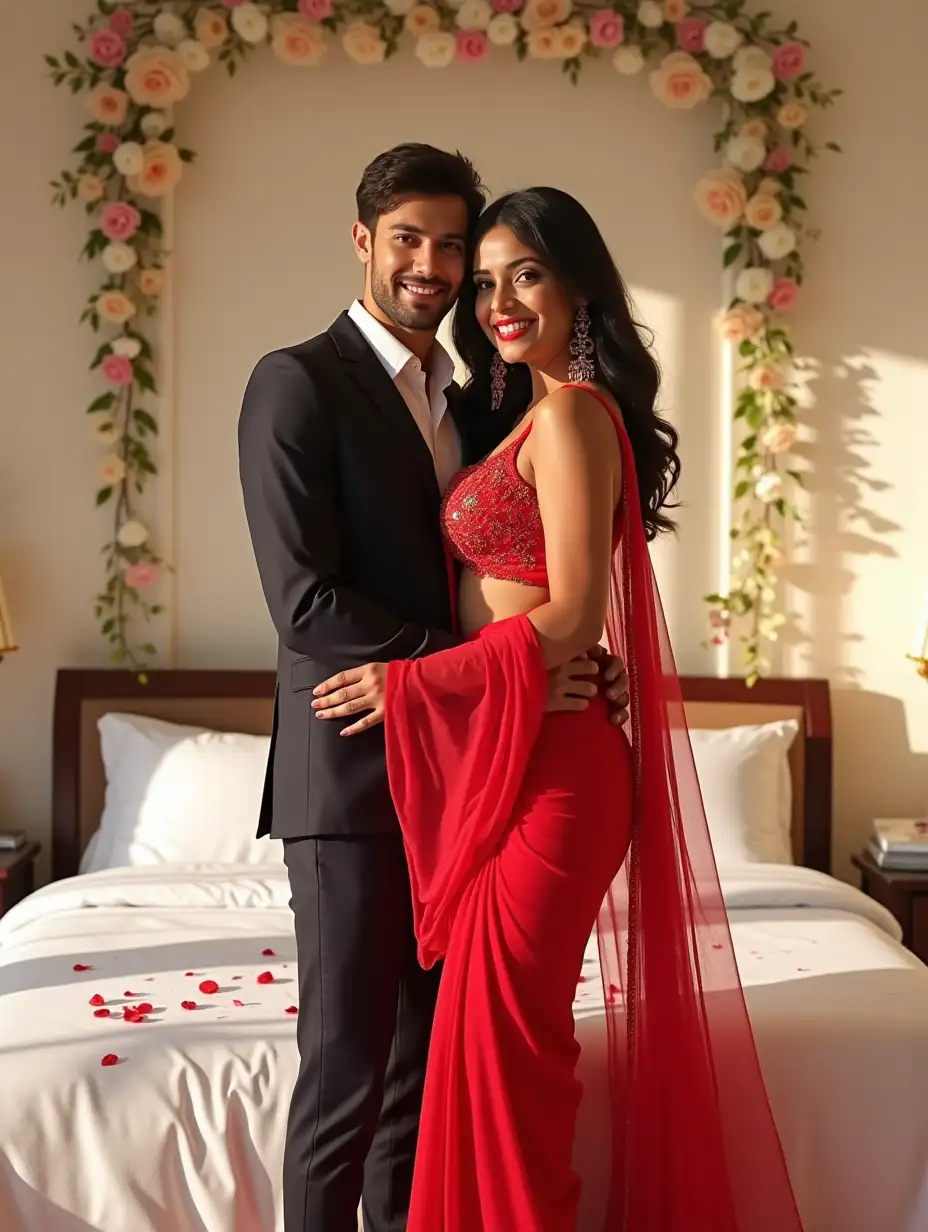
[731,66,775,103]
[456,0,492,29]
[385,0,414,11]
[725,134,766,173]
[487,13,519,43]
[758,224,796,260]
[113,141,145,176]
[736,266,774,304]
[754,472,783,504]
[178,38,211,73]
[140,110,169,138]
[733,44,771,73]
[415,31,457,67]
[762,422,797,453]
[153,11,188,46]
[231,3,269,44]
[613,45,645,75]
[637,1,664,28]
[117,519,149,548]
[102,243,138,275]
[703,20,742,58]
[111,336,142,359]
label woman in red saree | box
[311,188,803,1232]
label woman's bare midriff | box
[458,570,548,638]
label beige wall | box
[1,0,926,882]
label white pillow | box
[688,720,799,866]
[80,712,281,873]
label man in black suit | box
[238,144,629,1232]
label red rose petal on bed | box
[185,971,195,977]
[123,1008,145,1023]
[233,999,245,1007]
[89,994,105,1007]
[198,979,219,995]
[123,990,140,997]
[285,1005,298,1015]
[101,1053,119,1067]
[181,1000,197,1010]
[576,975,587,984]
[73,963,93,972]
[262,948,276,956]
[135,1003,154,1015]
[94,1008,111,1018]
[257,971,274,985]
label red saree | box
[385,398,803,1231]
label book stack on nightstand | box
[0,833,41,918]
[866,818,928,870]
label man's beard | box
[370,263,451,332]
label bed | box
[0,669,926,1232]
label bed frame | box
[51,668,833,883]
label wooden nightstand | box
[852,850,928,965]
[0,841,41,917]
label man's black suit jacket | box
[238,310,504,839]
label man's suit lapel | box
[328,312,440,505]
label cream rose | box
[663,0,688,20]
[758,223,796,260]
[649,51,712,109]
[78,174,106,203]
[527,28,560,57]
[758,176,782,197]
[86,84,129,126]
[733,44,771,73]
[342,21,387,65]
[138,268,166,296]
[744,193,782,231]
[117,519,150,548]
[111,336,142,359]
[731,65,775,103]
[749,361,784,392]
[140,110,169,139]
[406,5,441,37]
[128,141,184,198]
[92,419,124,446]
[693,167,747,228]
[613,44,645,74]
[194,9,230,49]
[637,1,664,28]
[726,134,766,173]
[761,421,797,454]
[487,12,519,43]
[456,0,493,29]
[558,23,587,55]
[735,266,775,304]
[153,10,188,46]
[755,472,783,503]
[102,242,138,275]
[703,19,741,58]
[99,455,127,485]
[124,46,191,107]
[740,118,766,140]
[178,38,211,73]
[113,141,145,176]
[97,290,137,325]
[271,13,328,65]
[716,305,764,344]
[414,30,457,66]
[232,3,269,43]
[777,101,809,130]
[521,0,572,31]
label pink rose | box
[675,17,706,53]
[100,201,142,242]
[96,133,120,154]
[88,29,127,68]
[299,0,334,18]
[589,10,624,48]
[102,354,134,386]
[763,147,791,173]
[772,41,805,81]
[768,277,799,312]
[492,0,524,12]
[124,562,158,589]
[456,30,489,62]
[108,8,134,37]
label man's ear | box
[351,221,373,266]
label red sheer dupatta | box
[385,419,803,1230]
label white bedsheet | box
[0,864,926,1232]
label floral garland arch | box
[48,0,839,682]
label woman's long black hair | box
[452,187,681,539]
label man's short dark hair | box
[356,143,486,233]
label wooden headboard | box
[52,669,832,882]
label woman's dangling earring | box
[490,352,507,411]
[568,305,596,384]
